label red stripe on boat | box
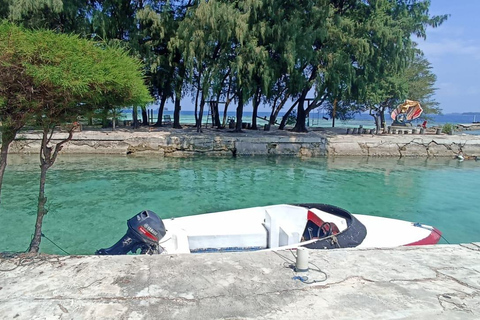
[406,227,442,246]
[138,226,159,241]
[307,210,325,227]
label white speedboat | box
[96,204,442,255]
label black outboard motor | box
[95,210,166,255]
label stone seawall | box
[9,129,329,157]
[7,128,480,157]
[328,134,480,157]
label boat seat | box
[187,219,268,252]
[279,224,300,247]
[162,227,191,254]
[264,209,303,248]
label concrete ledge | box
[1,244,479,319]
[328,134,480,157]
[7,128,480,157]
[9,128,329,157]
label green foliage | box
[1,0,91,33]
[442,123,454,135]
[405,48,441,116]
[0,21,151,127]
[324,0,448,127]
[0,21,151,218]
[0,0,448,130]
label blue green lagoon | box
[1,154,479,255]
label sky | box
[416,1,480,113]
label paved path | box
[1,243,479,319]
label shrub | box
[442,123,454,135]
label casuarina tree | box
[0,22,151,252]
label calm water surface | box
[1,154,479,254]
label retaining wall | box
[7,129,480,157]
[9,129,328,157]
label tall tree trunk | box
[173,90,182,129]
[112,109,116,131]
[101,108,109,128]
[173,65,185,129]
[270,93,290,126]
[370,110,380,134]
[380,106,386,129]
[221,74,234,127]
[292,68,317,132]
[251,87,261,130]
[194,73,201,126]
[196,93,205,133]
[28,126,75,253]
[222,97,231,128]
[132,106,139,129]
[269,113,277,126]
[194,92,199,127]
[376,114,381,133]
[0,129,17,204]
[332,99,337,128]
[211,101,221,128]
[29,161,48,253]
[292,90,308,132]
[279,101,298,130]
[154,95,167,127]
[234,90,244,132]
[141,106,149,126]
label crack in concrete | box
[8,275,385,306]
[388,266,480,291]
[434,267,480,291]
[388,276,438,284]
[460,243,480,251]
[21,285,315,304]
[78,277,106,293]
[437,293,475,314]
[313,275,375,288]
[394,139,466,158]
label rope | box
[413,223,451,244]
[41,233,71,255]
[273,249,328,284]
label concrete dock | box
[1,243,479,319]
[9,126,480,157]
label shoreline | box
[7,125,480,158]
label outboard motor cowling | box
[96,210,166,255]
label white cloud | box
[417,38,480,60]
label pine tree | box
[0,22,151,251]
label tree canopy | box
[0,20,150,148]
[0,0,447,132]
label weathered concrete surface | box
[328,134,480,157]
[1,244,479,319]
[8,127,480,157]
[10,127,329,157]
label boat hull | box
[159,204,441,254]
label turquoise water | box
[1,154,479,255]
